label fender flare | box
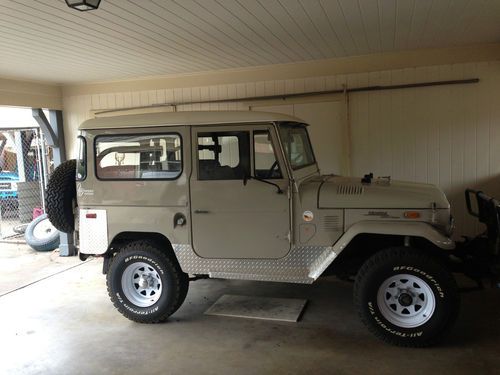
[308,221,455,280]
[333,220,455,255]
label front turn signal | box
[404,211,421,219]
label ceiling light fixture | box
[65,0,101,11]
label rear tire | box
[107,241,189,323]
[354,247,460,347]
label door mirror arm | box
[243,174,283,194]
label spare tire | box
[25,214,60,252]
[46,159,76,233]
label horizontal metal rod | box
[95,78,479,115]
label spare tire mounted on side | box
[46,159,77,233]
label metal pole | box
[94,78,480,116]
[343,85,352,177]
[32,108,76,256]
[14,131,26,182]
[34,129,45,212]
[39,131,49,190]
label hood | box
[300,175,449,209]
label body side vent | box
[322,215,342,232]
[336,185,364,195]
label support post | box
[13,131,26,182]
[32,108,76,256]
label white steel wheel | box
[377,273,436,328]
[121,262,163,308]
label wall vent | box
[322,215,342,232]
[337,185,364,195]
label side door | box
[190,124,291,259]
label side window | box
[197,131,250,180]
[254,131,282,179]
[76,136,86,181]
[95,134,182,180]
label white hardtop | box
[79,111,305,130]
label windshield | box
[278,123,316,170]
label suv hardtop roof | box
[79,111,305,130]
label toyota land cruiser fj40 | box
[46,111,500,347]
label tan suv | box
[46,111,469,347]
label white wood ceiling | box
[0,0,499,84]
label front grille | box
[0,182,12,190]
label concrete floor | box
[1,244,499,375]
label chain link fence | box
[0,128,52,240]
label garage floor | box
[1,244,499,375]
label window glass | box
[95,134,182,180]
[279,124,316,170]
[254,131,282,179]
[76,136,86,181]
[198,131,250,180]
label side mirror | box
[242,174,283,194]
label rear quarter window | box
[95,134,182,180]
[76,136,86,181]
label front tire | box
[354,247,460,347]
[107,241,189,323]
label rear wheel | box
[107,241,189,323]
[354,247,460,347]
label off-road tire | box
[175,272,189,313]
[354,247,460,347]
[107,241,189,323]
[24,214,60,252]
[45,160,76,233]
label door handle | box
[194,209,210,214]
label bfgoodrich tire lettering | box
[354,247,460,347]
[107,241,189,323]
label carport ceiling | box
[1,0,499,84]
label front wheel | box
[107,241,189,323]
[354,247,460,347]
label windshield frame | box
[277,122,317,171]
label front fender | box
[333,220,455,255]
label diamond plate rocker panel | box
[173,244,336,284]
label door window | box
[254,131,282,179]
[197,131,250,180]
